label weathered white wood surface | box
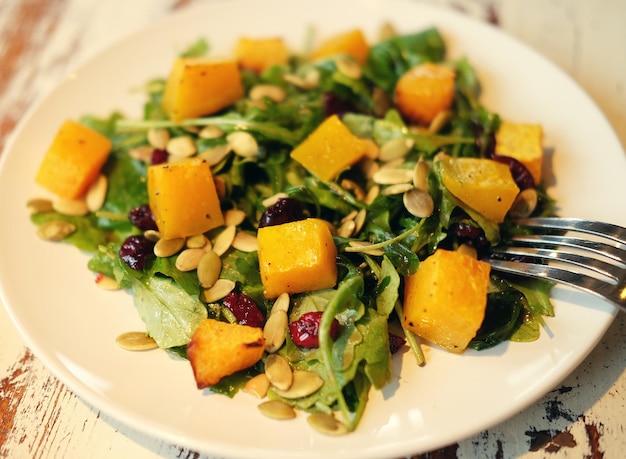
[1,0,624,458]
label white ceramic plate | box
[1,0,624,457]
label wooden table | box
[1,1,625,457]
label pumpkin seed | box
[144,229,161,242]
[381,183,414,196]
[115,331,158,351]
[198,125,224,139]
[147,128,170,150]
[227,131,258,157]
[197,249,222,289]
[428,109,452,134]
[249,84,287,103]
[340,179,365,201]
[232,231,258,252]
[372,168,413,185]
[403,188,434,218]
[262,192,288,208]
[224,209,246,226]
[186,233,208,249]
[271,370,323,399]
[335,56,362,79]
[36,220,76,241]
[53,197,89,216]
[379,137,414,162]
[265,354,293,391]
[337,219,356,238]
[263,309,288,353]
[166,135,196,157]
[175,248,206,272]
[197,144,232,166]
[202,279,236,303]
[307,413,348,436]
[154,237,185,258]
[413,156,430,191]
[283,70,319,89]
[341,211,358,224]
[85,174,108,212]
[272,293,290,314]
[364,185,380,204]
[27,198,53,214]
[95,274,119,290]
[243,373,270,399]
[347,241,384,256]
[509,188,538,218]
[128,145,154,163]
[354,209,366,235]
[258,400,296,420]
[212,225,236,256]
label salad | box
[28,24,557,435]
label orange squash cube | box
[290,114,366,181]
[257,218,338,298]
[402,249,491,354]
[35,119,112,199]
[495,121,544,184]
[161,57,244,122]
[147,157,224,239]
[439,157,520,223]
[187,318,265,388]
[394,62,456,125]
[235,37,290,73]
[309,29,369,65]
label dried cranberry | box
[388,333,406,354]
[492,154,535,190]
[222,292,265,328]
[119,235,155,271]
[258,197,306,228]
[323,92,353,118]
[128,204,158,231]
[449,222,489,249]
[289,311,340,349]
[151,148,169,165]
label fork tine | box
[490,246,620,282]
[488,217,626,311]
[515,217,626,246]
[508,234,625,265]
[486,258,622,310]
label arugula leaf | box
[128,274,207,348]
[364,27,447,92]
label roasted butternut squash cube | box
[147,157,224,239]
[257,218,338,298]
[161,57,244,122]
[309,29,369,65]
[187,318,265,388]
[35,119,112,199]
[495,121,544,184]
[290,114,366,181]
[402,249,491,354]
[235,37,289,73]
[394,63,456,125]
[440,157,520,223]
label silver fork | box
[486,217,626,311]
